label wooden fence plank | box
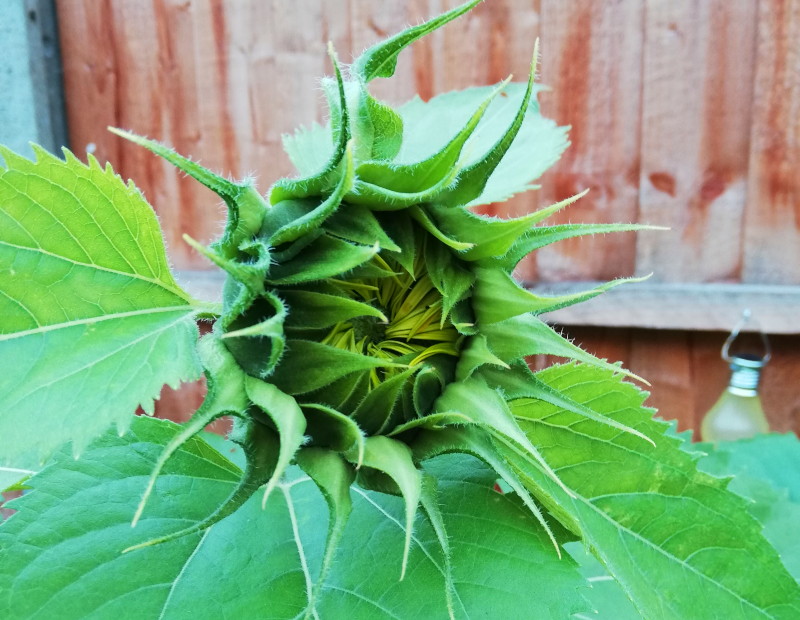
[744,0,800,284]
[530,0,644,283]
[532,281,800,334]
[760,335,800,432]
[629,330,695,432]
[636,0,759,282]
[57,0,207,269]
[55,0,352,269]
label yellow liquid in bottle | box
[700,355,769,442]
[700,388,769,442]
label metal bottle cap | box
[728,354,764,393]
[722,310,770,396]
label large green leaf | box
[0,147,201,463]
[566,435,800,619]
[696,436,800,582]
[506,363,800,619]
[697,434,800,503]
[0,416,590,619]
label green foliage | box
[696,435,800,582]
[0,417,590,619]
[0,454,38,492]
[1,0,798,617]
[0,147,201,464]
[508,364,800,619]
[566,433,800,619]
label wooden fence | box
[54,0,800,435]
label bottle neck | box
[727,355,765,396]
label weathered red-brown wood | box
[629,330,695,432]
[744,0,800,284]
[532,0,645,283]
[636,0,759,283]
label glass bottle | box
[700,310,771,442]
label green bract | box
[2,2,799,618]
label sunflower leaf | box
[0,418,589,618]
[507,362,800,620]
[0,146,200,464]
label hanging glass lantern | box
[701,310,771,442]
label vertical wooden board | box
[568,326,633,368]
[689,332,731,436]
[551,326,634,378]
[55,1,123,167]
[528,326,631,374]
[744,0,800,284]
[636,0,759,283]
[347,0,540,102]
[55,0,210,268]
[152,378,231,436]
[529,0,644,283]
[220,0,350,175]
[153,378,206,424]
[762,335,800,433]
[55,0,354,269]
[627,329,695,432]
[434,0,541,95]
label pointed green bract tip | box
[108,126,240,198]
[353,0,484,82]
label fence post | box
[0,0,68,157]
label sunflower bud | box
[124,0,655,593]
